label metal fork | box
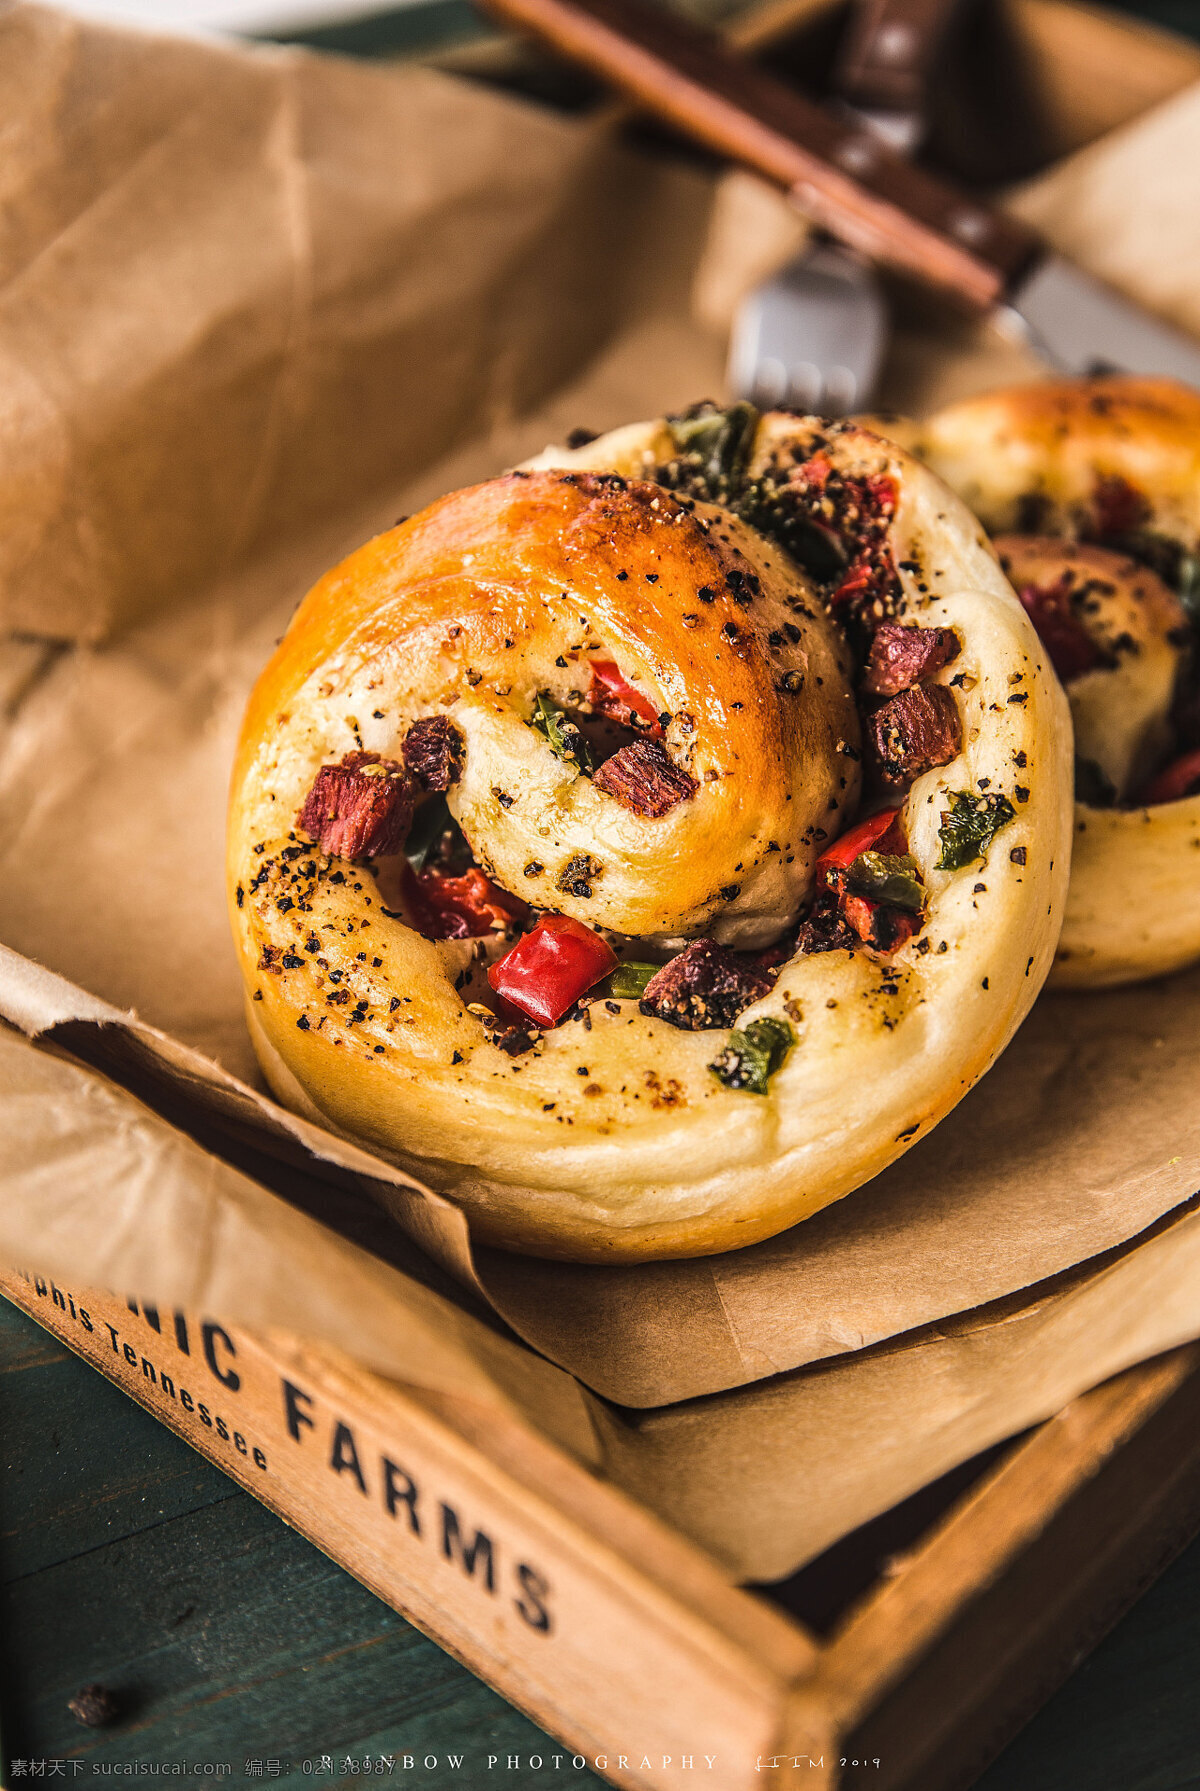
[729,0,958,413]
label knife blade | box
[1003,253,1200,382]
[480,0,1200,385]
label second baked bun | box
[917,376,1200,987]
[229,406,1072,1261]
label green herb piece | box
[736,481,849,583]
[1074,756,1117,808]
[1108,525,1184,588]
[936,791,1017,871]
[668,401,760,495]
[405,795,470,873]
[1177,549,1200,625]
[709,1017,795,1095]
[604,961,658,999]
[846,851,925,912]
[531,692,594,776]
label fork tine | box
[730,242,887,416]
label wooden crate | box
[7,1267,1200,1791]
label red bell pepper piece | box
[829,558,874,608]
[1016,578,1105,683]
[812,809,920,957]
[815,808,905,892]
[488,913,618,1029]
[408,866,528,940]
[842,893,921,956]
[588,661,663,737]
[1140,747,1200,806]
[794,452,833,490]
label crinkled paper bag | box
[0,0,652,641]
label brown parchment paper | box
[0,1022,601,1466]
[596,1195,1200,1580]
[2,2,1200,1578]
[0,0,662,642]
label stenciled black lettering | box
[440,1505,495,1592]
[513,1564,552,1634]
[202,1321,240,1392]
[50,1283,66,1312]
[79,1308,93,1334]
[180,1389,194,1413]
[123,1344,137,1368]
[216,1416,229,1442]
[282,1379,316,1443]
[161,1374,176,1400]
[198,1402,213,1428]
[330,1422,367,1494]
[382,1458,420,1535]
[141,1358,156,1385]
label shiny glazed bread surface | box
[228,415,1072,1260]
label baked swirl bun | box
[916,377,1200,987]
[228,406,1071,1261]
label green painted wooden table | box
[4,1294,1200,1788]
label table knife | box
[480,0,1200,384]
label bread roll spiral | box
[228,407,1071,1261]
[916,377,1200,987]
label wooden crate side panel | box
[1,1273,820,1791]
[808,1350,1200,1791]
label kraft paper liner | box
[1008,77,1200,345]
[8,1007,1200,1584]
[2,0,1200,1492]
[593,1198,1200,1581]
[0,1022,604,1468]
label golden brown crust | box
[228,415,1072,1261]
[917,375,1200,546]
[236,472,858,947]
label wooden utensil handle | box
[479,0,1040,308]
[835,0,960,115]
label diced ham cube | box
[639,939,773,1031]
[402,715,464,791]
[298,752,415,859]
[868,685,961,787]
[593,738,697,818]
[863,624,960,697]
